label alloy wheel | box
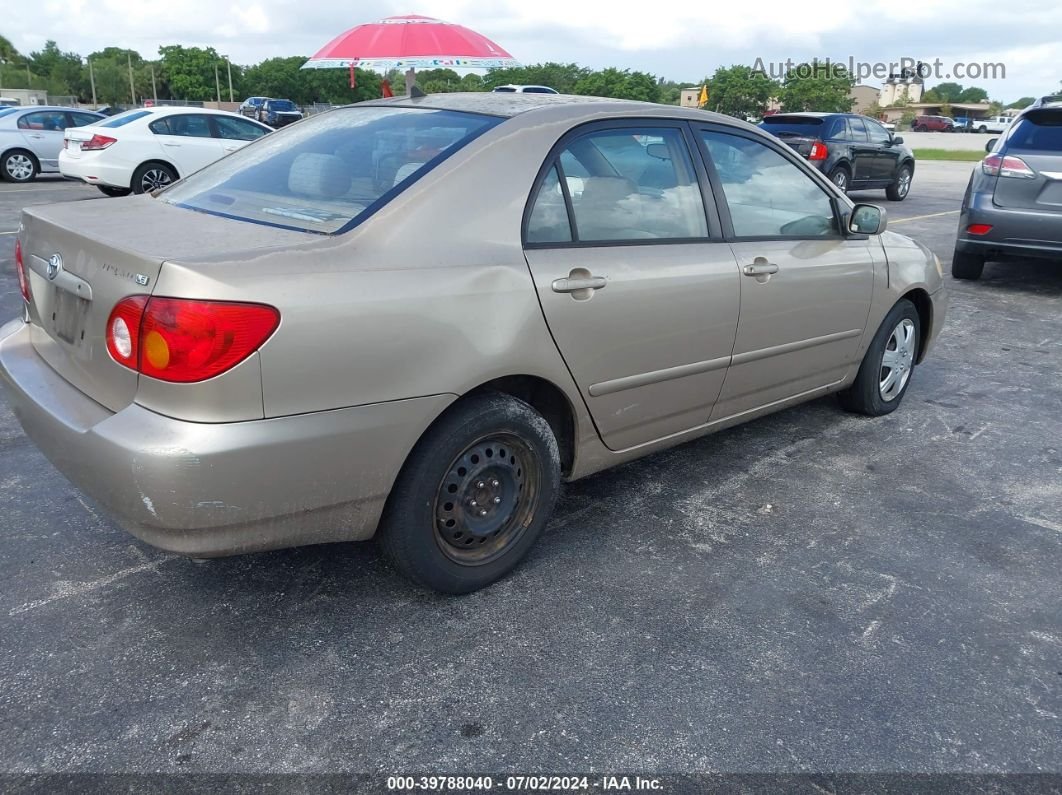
[4,154,34,181]
[139,168,173,192]
[879,318,916,401]
[895,169,912,198]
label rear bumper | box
[58,150,132,189]
[0,319,454,557]
[957,192,1062,261]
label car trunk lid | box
[993,109,1062,214]
[19,196,308,413]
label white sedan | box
[59,106,272,196]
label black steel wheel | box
[378,392,561,594]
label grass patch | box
[914,149,985,162]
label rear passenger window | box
[150,114,212,138]
[527,127,708,244]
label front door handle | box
[551,269,607,300]
[743,261,779,277]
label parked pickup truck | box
[973,116,1013,134]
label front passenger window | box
[701,130,838,238]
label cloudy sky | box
[7,0,1062,101]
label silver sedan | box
[0,105,106,182]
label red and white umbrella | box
[301,14,519,71]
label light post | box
[223,55,234,102]
[214,63,221,104]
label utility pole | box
[225,56,234,102]
[150,64,157,103]
[88,58,97,109]
[26,62,32,88]
[127,52,136,105]
[214,63,221,104]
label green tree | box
[158,44,225,101]
[483,62,589,93]
[705,65,778,118]
[241,57,380,104]
[958,86,988,103]
[573,68,661,102]
[1008,96,1035,108]
[29,40,85,96]
[777,62,855,112]
[416,68,462,93]
[929,82,964,102]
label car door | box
[148,113,225,177]
[523,122,741,451]
[695,126,875,421]
[17,110,68,171]
[864,118,899,181]
[210,115,269,156]
[845,116,877,184]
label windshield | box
[268,100,296,111]
[759,117,825,136]
[160,106,502,234]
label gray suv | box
[953,100,1062,279]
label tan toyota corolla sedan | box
[0,94,947,593]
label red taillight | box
[982,153,1035,179]
[808,141,828,161]
[79,134,117,151]
[106,297,279,383]
[967,224,993,236]
[14,239,30,303]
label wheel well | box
[136,159,179,178]
[901,288,933,362]
[1,147,39,167]
[469,376,576,477]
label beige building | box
[880,75,924,106]
[680,88,702,108]
[0,88,50,106]
[848,84,881,114]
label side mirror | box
[849,203,887,236]
[985,138,999,153]
[891,135,904,145]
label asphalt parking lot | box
[0,167,1059,776]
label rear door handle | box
[163,142,181,147]
[742,261,779,276]
[552,276,606,293]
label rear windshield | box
[1006,111,1062,152]
[97,109,152,127]
[759,117,825,136]
[160,106,502,234]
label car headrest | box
[287,153,352,199]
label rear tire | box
[97,185,132,197]
[828,165,851,193]
[839,299,920,417]
[131,162,177,194]
[2,149,38,183]
[951,248,985,280]
[886,163,913,201]
[377,392,561,594]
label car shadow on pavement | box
[973,258,1062,295]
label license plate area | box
[52,287,88,345]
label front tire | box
[377,392,561,594]
[131,162,177,194]
[839,299,920,416]
[951,248,985,280]
[886,164,913,201]
[2,149,38,183]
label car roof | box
[765,112,840,118]
[4,106,101,113]
[354,91,743,126]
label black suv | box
[952,99,1062,280]
[760,112,916,200]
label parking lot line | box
[891,210,960,225]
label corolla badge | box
[47,253,63,280]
